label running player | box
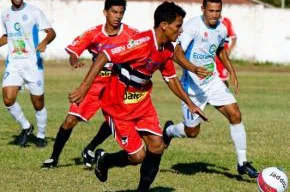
[42,0,138,168]
[163,0,258,178]
[215,16,237,86]
[0,0,56,147]
[69,2,207,191]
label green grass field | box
[0,60,289,192]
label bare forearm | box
[174,45,197,73]
[42,28,56,45]
[219,49,236,76]
[82,52,108,85]
[167,77,192,106]
[0,35,7,47]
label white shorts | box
[2,67,44,96]
[182,78,236,127]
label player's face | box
[164,15,184,42]
[11,0,23,8]
[104,6,125,29]
[202,2,222,27]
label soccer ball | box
[257,167,288,192]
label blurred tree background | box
[260,0,290,7]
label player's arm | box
[165,77,208,121]
[69,52,108,104]
[227,36,237,56]
[174,44,211,78]
[67,51,85,69]
[36,28,56,52]
[217,47,239,94]
[0,35,7,47]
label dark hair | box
[154,1,186,28]
[104,0,127,10]
[203,0,222,8]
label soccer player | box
[42,0,138,168]
[163,0,258,178]
[215,16,237,86]
[69,2,207,191]
[0,0,56,147]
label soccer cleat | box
[36,138,47,148]
[94,149,108,182]
[41,158,58,169]
[163,120,174,148]
[237,161,258,178]
[17,124,34,147]
[82,148,95,168]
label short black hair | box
[104,0,127,10]
[203,0,222,8]
[154,1,186,28]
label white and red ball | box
[257,167,288,192]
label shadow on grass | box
[110,186,175,192]
[161,162,254,183]
[8,134,55,147]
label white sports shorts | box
[182,78,236,127]
[2,66,44,96]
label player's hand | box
[68,83,90,104]
[36,42,47,52]
[188,103,208,122]
[230,74,239,94]
[69,55,85,69]
[194,66,212,79]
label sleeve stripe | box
[65,47,80,58]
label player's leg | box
[30,93,47,147]
[135,109,164,191]
[83,120,111,157]
[210,79,258,178]
[163,94,207,147]
[94,117,144,182]
[42,114,79,168]
[2,69,33,147]
[138,133,164,192]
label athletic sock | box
[166,122,186,137]
[85,121,111,151]
[230,122,247,166]
[104,150,131,168]
[50,126,72,160]
[6,102,30,129]
[137,151,162,192]
[35,107,47,139]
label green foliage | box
[0,61,289,191]
[260,0,290,7]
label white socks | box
[6,102,30,129]
[230,122,247,166]
[166,122,187,138]
[35,107,47,139]
[6,102,47,139]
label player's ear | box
[160,21,168,31]
[103,9,107,17]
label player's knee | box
[129,150,146,164]
[3,97,16,107]
[185,126,200,138]
[146,137,165,154]
[229,110,242,124]
[63,115,79,129]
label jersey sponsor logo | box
[192,52,213,60]
[123,91,148,104]
[8,23,30,38]
[22,14,28,21]
[99,70,112,77]
[121,136,128,146]
[111,45,126,55]
[126,36,150,49]
[209,44,217,55]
